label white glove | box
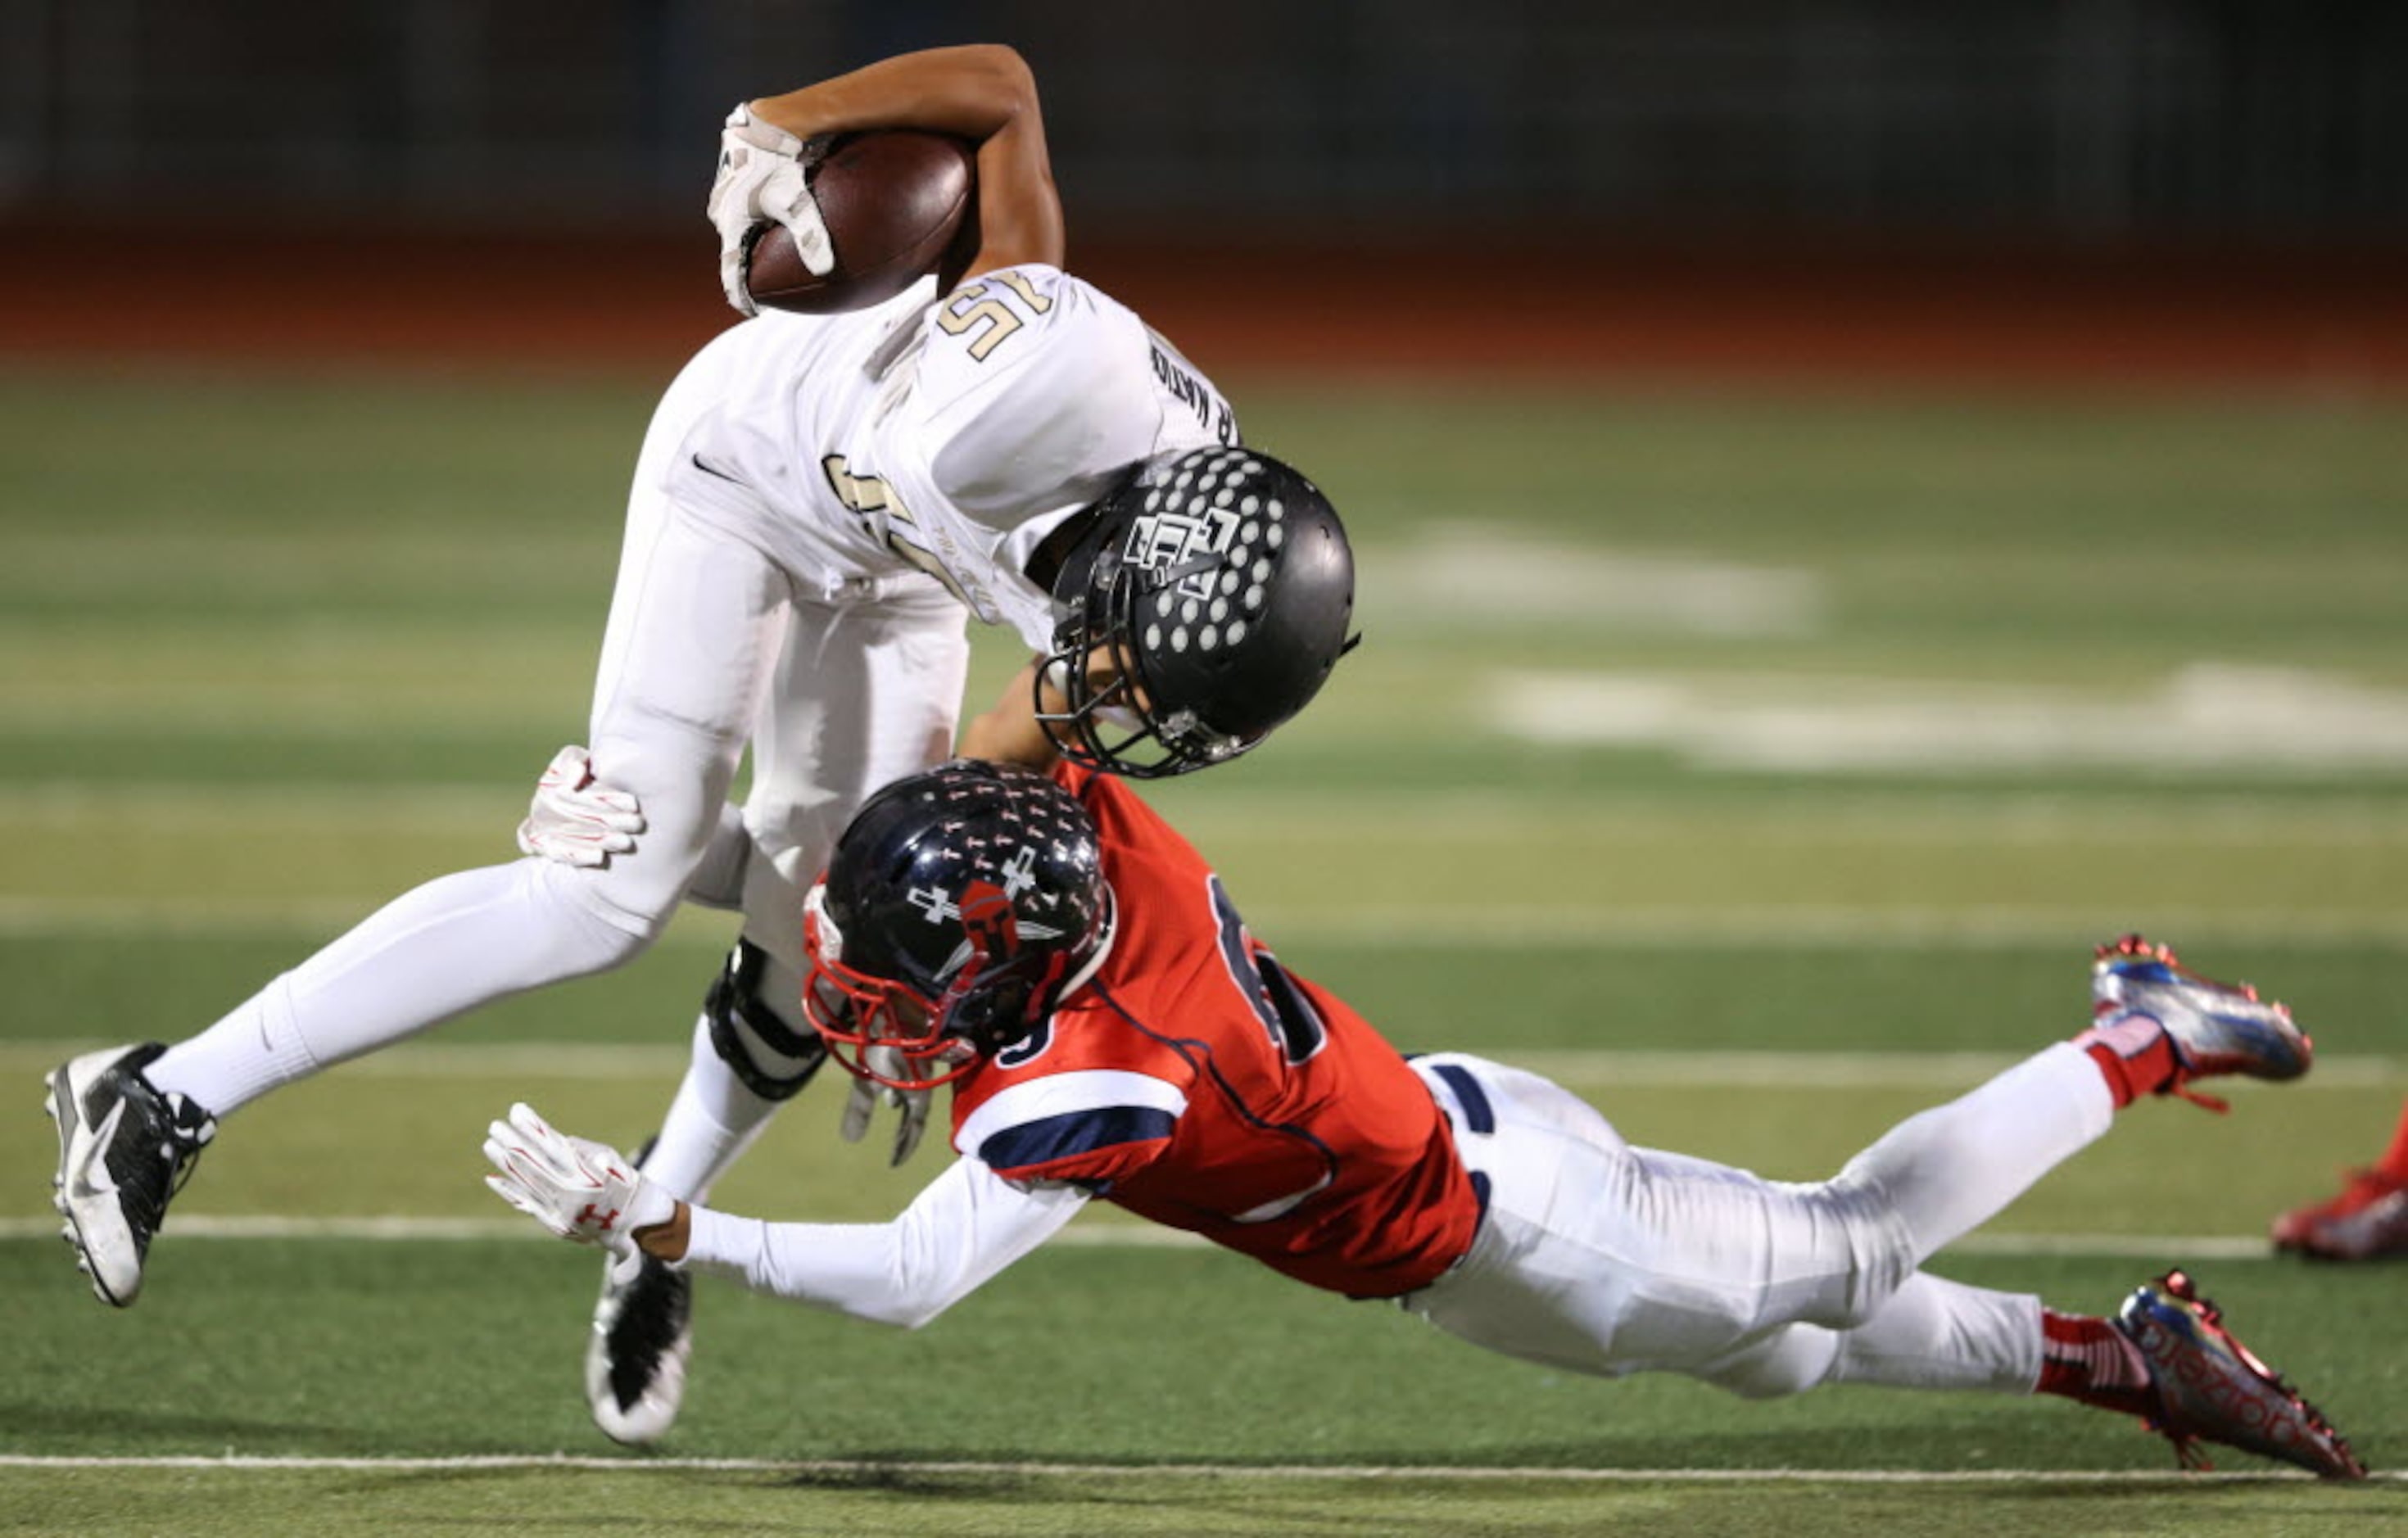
[839,1046,933,1167]
[516,745,645,868]
[708,102,835,316]
[483,1103,678,1284]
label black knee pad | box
[704,939,828,1102]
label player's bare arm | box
[959,658,1064,770]
[747,43,1064,278]
[961,642,1163,771]
[638,1201,692,1262]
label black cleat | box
[583,1138,693,1444]
[46,1043,216,1307]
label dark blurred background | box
[7,0,2404,241]
[3,0,2404,382]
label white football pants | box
[1401,1044,2116,1397]
[151,333,969,1117]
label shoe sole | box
[2095,952,2311,1082]
[45,1053,140,1308]
[2111,990,2310,1080]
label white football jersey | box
[661,265,1238,649]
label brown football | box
[745,130,977,314]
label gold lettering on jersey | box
[987,269,1053,313]
[821,454,978,609]
[820,455,894,518]
[938,272,1052,363]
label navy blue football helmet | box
[802,760,1114,1090]
[1039,447,1356,778]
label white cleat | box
[586,1250,695,1445]
[46,1043,216,1307]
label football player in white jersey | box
[44,45,1357,1322]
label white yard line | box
[0,1453,2384,1482]
[1487,663,2408,774]
[1258,907,2408,950]
[17,781,2408,839]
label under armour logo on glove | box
[482,1103,675,1282]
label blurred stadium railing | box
[2,0,2402,243]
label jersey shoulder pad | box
[907,270,1161,527]
[953,1030,1191,1192]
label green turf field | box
[4,360,2406,1535]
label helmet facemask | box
[799,770,1118,1095]
[803,881,1066,1092]
[1036,554,1261,779]
[1037,446,1355,779]
[802,885,979,1092]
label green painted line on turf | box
[0,1215,2311,1260]
[1255,907,2408,949]
[7,896,2408,949]
[0,1454,2379,1482]
[0,896,745,943]
[11,784,2408,840]
[2,1042,2399,1087]
[0,1215,1193,1245]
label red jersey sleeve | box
[949,1005,1197,1192]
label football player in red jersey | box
[2271,1097,2408,1260]
[487,746,2365,1477]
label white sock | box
[637,1016,783,1201]
[145,973,320,1116]
[148,860,640,1117]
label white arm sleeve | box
[676,1155,1089,1328]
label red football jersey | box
[947,765,1483,1298]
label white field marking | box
[2,1043,2400,1089]
[1491,662,2408,773]
[0,895,742,943]
[1190,793,2408,843]
[1358,529,1824,638]
[0,1215,1198,1246]
[1498,1049,2408,1090]
[8,895,2408,951]
[0,1454,2389,1482]
[0,1214,2297,1260]
[15,784,516,821]
[1251,907,2408,950]
[24,781,2408,842]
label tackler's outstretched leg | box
[1404,939,2314,1380]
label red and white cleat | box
[2114,1269,2366,1479]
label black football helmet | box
[1039,447,1356,778]
[801,760,1115,1091]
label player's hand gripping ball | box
[745,130,977,315]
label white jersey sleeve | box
[847,265,1239,649]
[676,1155,1088,1329]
